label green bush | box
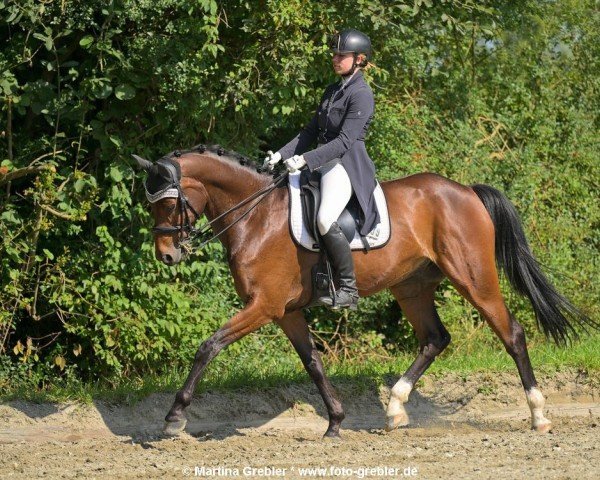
[1,0,598,385]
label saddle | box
[299,169,364,247]
[291,169,391,307]
[288,170,390,253]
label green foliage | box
[0,0,598,386]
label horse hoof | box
[163,418,187,436]
[322,431,342,441]
[533,419,552,434]
[385,413,409,432]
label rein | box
[153,170,288,253]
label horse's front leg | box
[163,298,276,435]
[276,311,345,438]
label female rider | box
[264,29,379,310]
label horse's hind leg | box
[386,282,451,431]
[437,242,552,432]
[276,311,345,438]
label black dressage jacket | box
[277,70,380,236]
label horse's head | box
[133,153,208,265]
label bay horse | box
[133,144,595,438]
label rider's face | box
[332,52,355,75]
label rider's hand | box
[284,155,307,173]
[263,150,282,171]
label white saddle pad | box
[288,171,390,252]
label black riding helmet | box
[329,28,371,67]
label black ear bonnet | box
[145,158,181,194]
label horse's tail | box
[471,184,597,344]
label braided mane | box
[160,144,268,175]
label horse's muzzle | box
[159,249,182,266]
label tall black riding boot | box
[318,222,359,310]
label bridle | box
[145,158,288,252]
[146,161,202,238]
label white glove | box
[263,150,282,171]
[284,155,307,173]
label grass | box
[1,332,599,405]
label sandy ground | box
[1,371,599,479]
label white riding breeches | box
[317,161,353,235]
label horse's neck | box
[185,153,268,219]
[183,153,273,254]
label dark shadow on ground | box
[3,374,482,444]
